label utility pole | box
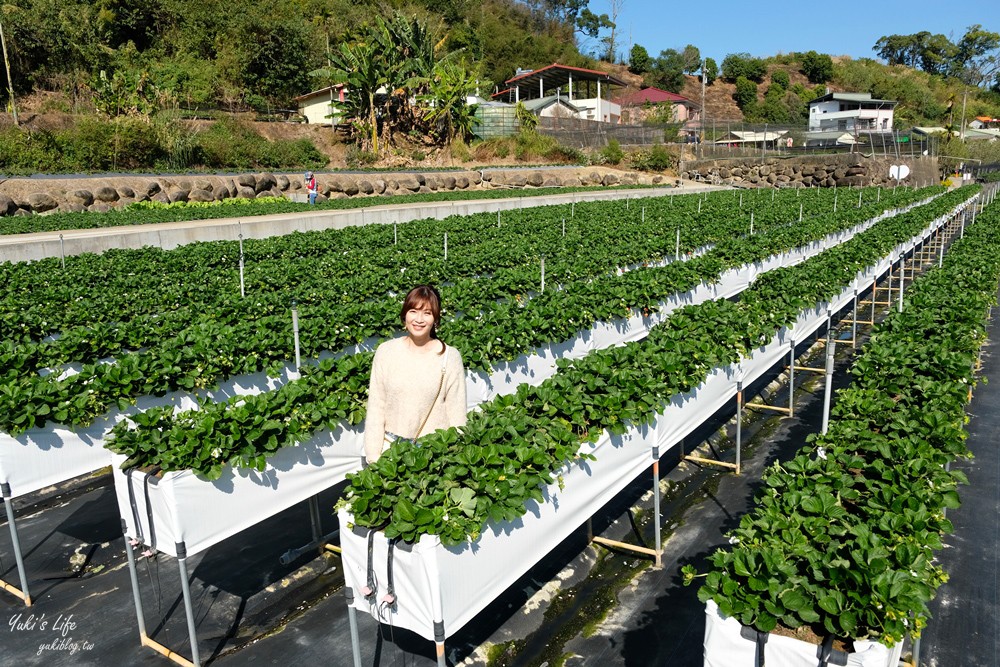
[700,58,707,158]
[0,18,17,126]
[960,88,968,141]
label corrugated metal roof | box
[811,92,897,106]
[493,63,626,101]
[521,95,581,112]
[293,84,347,103]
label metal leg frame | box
[1,482,32,605]
[589,447,664,566]
[124,534,200,667]
[280,495,341,565]
[684,381,742,474]
[343,583,449,666]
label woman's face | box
[404,300,436,343]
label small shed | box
[473,99,518,140]
[521,95,582,119]
[294,84,347,125]
[802,130,858,147]
[714,130,789,148]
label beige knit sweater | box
[364,336,467,462]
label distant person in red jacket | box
[306,171,318,205]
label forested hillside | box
[3,2,1000,174]
[0,0,600,110]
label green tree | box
[771,69,789,89]
[955,24,1000,86]
[758,83,789,123]
[629,44,651,75]
[681,44,700,74]
[733,75,757,110]
[721,53,766,82]
[649,48,685,93]
[874,34,921,68]
[800,50,833,83]
[514,100,537,133]
[575,8,613,40]
[420,61,480,144]
[93,0,165,51]
[324,40,387,152]
[235,19,312,106]
[918,33,959,75]
[703,57,718,85]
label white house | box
[293,84,348,125]
[493,63,626,124]
[808,92,896,133]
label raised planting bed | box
[686,187,1000,664]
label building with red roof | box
[614,87,700,126]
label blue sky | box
[590,0,1000,65]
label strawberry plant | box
[686,194,1000,647]
[102,188,956,476]
[332,188,980,545]
[3,187,935,434]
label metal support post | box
[898,260,905,313]
[735,381,743,475]
[434,621,447,667]
[851,289,858,349]
[176,544,202,667]
[308,495,323,544]
[871,279,877,323]
[1,483,31,605]
[291,302,301,373]
[788,342,795,416]
[345,588,363,667]
[652,448,662,567]
[821,325,836,435]
[125,534,150,643]
[124,531,196,666]
[238,231,245,297]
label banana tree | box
[420,60,480,145]
[323,40,386,153]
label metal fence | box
[536,117,683,149]
[534,117,933,159]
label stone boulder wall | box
[0,167,664,217]
[679,154,939,189]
